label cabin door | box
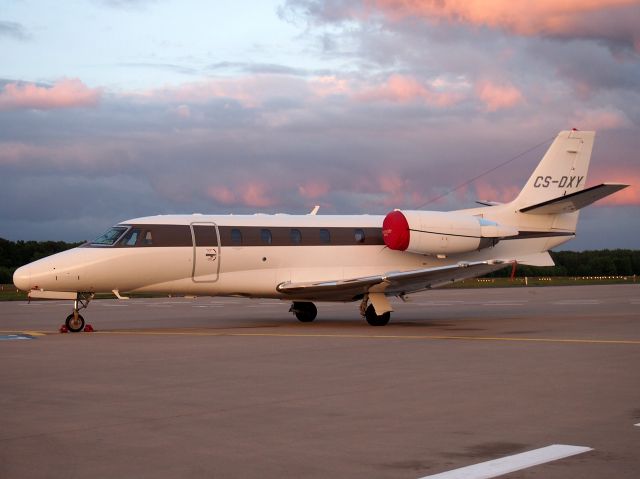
[191,222,221,282]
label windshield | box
[91,226,128,246]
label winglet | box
[309,205,320,215]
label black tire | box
[65,313,85,333]
[293,302,317,323]
[365,304,390,326]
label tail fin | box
[513,130,595,210]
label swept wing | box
[277,260,511,302]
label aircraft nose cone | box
[13,265,32,291]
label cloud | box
[209,62,310,76]
[0,21,30,40]
[352,0,640,51]
[131,75,312,109]
[298,180,330,199]
[475,80,524,111]
[569,108,632,130]
[0,79,101,111]
[207,182,278,208]
[356,74,462,106]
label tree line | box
[1,237,638,284]
[488,249,640,278]
[0,238,84,284]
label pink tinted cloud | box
[207,185,236,205]
[0,79,101,111]
[474,180,522,203]
[569,108,632,130]
[242,182,277,208]
[309,76,350,98]
[357,74,461,106]
[135,75,313,109]
[475,80,524,112]
[588,168,640,205]
[207,182,278,208]
[367,0,639,49]
[298,180,330,199]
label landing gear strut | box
[290,302,317,323]
[65,293,94,332]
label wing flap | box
[276,261,512,301]
[519,183,628,215]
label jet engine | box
[382,210,518,255]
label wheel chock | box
[59,325,69,334]
[83,324,94,333]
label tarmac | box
[1,284,639,478]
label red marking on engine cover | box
[382,210,410,251]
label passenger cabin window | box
[91,226,128,246]
[261,229,272,245]
[143,231,153,246]
[231,228,242,245]
[290,229,302,245]
[319,228,331,244]
[354,228,365,244]
[122,229,141,246]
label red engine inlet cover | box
[382,210,410,251]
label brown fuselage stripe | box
[82,224,574,248]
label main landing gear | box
[363,304,391,326]
[290,301,318,323]
[359,297,391,326]
[290,297,392,326]
[65,293,94,332]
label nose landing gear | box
[65,293,94,333]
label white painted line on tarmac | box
[418,444,592,479]
[481,303,523,307]
[553,300,601,305]
[634,423,640,427]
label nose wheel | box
[65,312,85,332]
[65,293,94,333]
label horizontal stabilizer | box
[475,200,502,206]
[519,183,628,215]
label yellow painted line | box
[93,330,640,345]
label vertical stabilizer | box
[513,130,595,209]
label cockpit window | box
[121,229,141,246]
[91,226,128,246]
[143,231,153,245]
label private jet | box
[13,130,628,330]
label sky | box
[1,0,639,250]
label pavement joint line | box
[418,444,593,479]
[2,330,639,345]
[79,330,640,344]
